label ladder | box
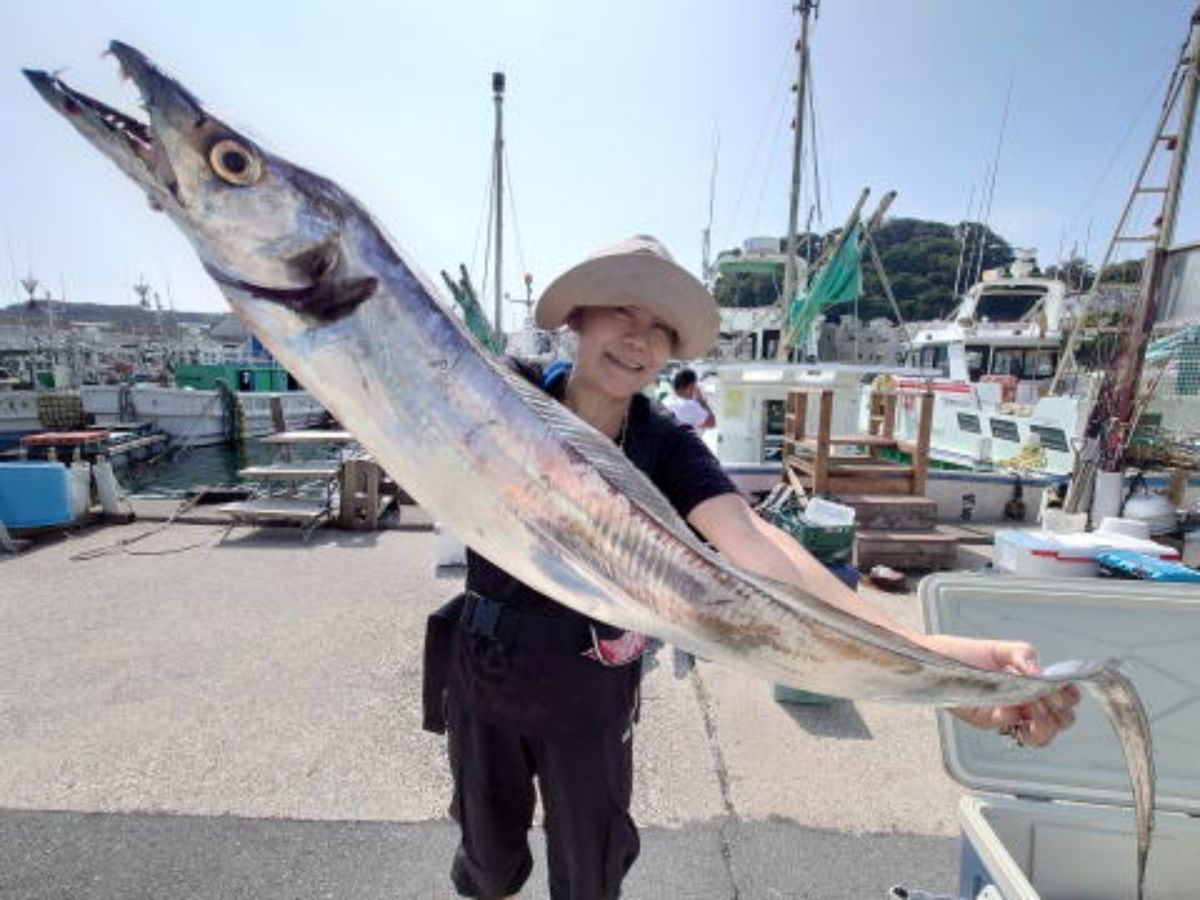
[1053,8,1200,485]
[1056,10,1200,520]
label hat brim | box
[535,254,719,359]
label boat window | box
[1032,350,1057,378]
[763,399,786,437]
[975,289,1044,322]
[762,330,781,360]
[992,348,1025,377]
[957,413,982,434]
[990,418,1020,442]
[1030,425,1068,452]
[927,346,950,377]
[965,345,991,381]
[991,348,1058,379]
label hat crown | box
[588,234,676,264]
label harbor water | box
[117,442,335,496]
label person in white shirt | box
[667,367,715,433]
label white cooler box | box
[921,574,1200,899]
[993,530,1181,578]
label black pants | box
[446,696,640,900]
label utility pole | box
[782,1,816,316]
[492,71,506,337]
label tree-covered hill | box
[713,218,1015,322]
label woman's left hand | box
[922,633,1081,748]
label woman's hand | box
[923,633,1081,748]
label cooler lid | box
[921,573,1200,815]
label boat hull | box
[80,385,326,447]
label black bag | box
[422,593,466,734]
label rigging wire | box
[1064,61,1176,250]
[971,72,1014,286]
[806,58,824,230]
[750,100,792,228]
[726,42,793,248]
[479,163,496,307]
[503,144,529,303]
[469,156,495,297]
[952,184,977,298]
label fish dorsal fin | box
[498,363,706,548]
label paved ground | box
[0,520,976,899]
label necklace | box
[615,409,630,448]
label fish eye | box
[209,138,262,186]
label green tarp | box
[785,223,863,349]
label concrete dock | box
[0,520,981,899]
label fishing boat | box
[875,252,1097,476]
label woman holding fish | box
[430,236,1080,900]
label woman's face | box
[571,305,677,400]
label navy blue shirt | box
[452,358,737,736]
[465,357,737,618]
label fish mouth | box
[25,41,378,324]
[23,41,199,207]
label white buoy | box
[93,458,123,516]
[1091,470,1125,526]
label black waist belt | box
[458,589,593,651]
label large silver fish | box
[24,44,1155,896]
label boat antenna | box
[951,184,976,299]
[782,0,817,314]
[491,71,506,335]
[971,72,1014,286]
[701,126,720,284]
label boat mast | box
[782,1,817,319]
[492,71,506,336]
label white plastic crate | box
[993,530,1180,578]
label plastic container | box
[803,497,857,526]
[1091,470,1125,525]
[1095,549,1200,583]
[1184,531,1200,569]
[0,461,74,528]
[922,575,1200,899]
[993,530,1179,578]
[1123,489,1178,536]
[1096,516,1151,540]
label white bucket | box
[1090,470,1124,526]
[1185,531,1200,569]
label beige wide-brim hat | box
[535,235,720,359]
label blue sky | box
[1,1,1196,328]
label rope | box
[68,486,234,561]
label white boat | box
[79,384,325,447]
[874,254,1099,476]
[708,360,1062,523]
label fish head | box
[24,42,374,322]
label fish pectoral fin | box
[292,276,379,322]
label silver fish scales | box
[23,44,1156,897]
